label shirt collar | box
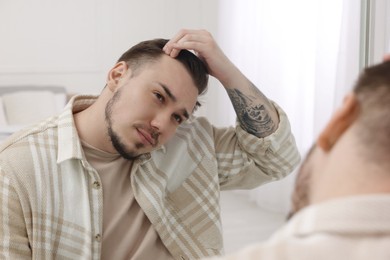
[57,95,98,163]
[290,195,390,236]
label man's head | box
[104,38,209,160]
[288,60,390,218]
[352,60,390,161]
[117,38,209,102]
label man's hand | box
[163,29,235,86]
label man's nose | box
[150,111,172,133]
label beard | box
[287,143,315,220]
[104,89,143,161]
[106,125,143,160]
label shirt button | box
[95,234,101,242]
[92,181,101,189]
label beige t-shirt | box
[82,141,173,260]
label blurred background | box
[0,0,389,253]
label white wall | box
[0,0,219,95]
[368,0,390,65]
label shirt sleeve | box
[0,168,32,259]
[212,101,301,190]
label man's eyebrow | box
[160,83,190,119]
[161,84,177,102]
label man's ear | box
[383,54,390,62]
[317,93,360,151]
[106,61,130,91]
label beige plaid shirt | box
[0,95,299,260]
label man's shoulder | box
[0,116,60,155]
[179,116,231,133]
[184,116,212,126]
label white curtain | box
[211,0,361,213]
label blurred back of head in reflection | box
[289,59,390,217]
[206,59,390,260]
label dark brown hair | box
[353,60,390,155]
[117,38,209,97]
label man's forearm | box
[226,81,279,138]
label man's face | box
[105,55,198,160]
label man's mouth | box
[137,128,157,147]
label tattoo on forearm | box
[226,87,276,137]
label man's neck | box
[73,93,115,154]
[310,136,390,205]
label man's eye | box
[155,92,164,102]
[173,114,183,124]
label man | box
[206,59,390,259]
[0,29,299,259]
